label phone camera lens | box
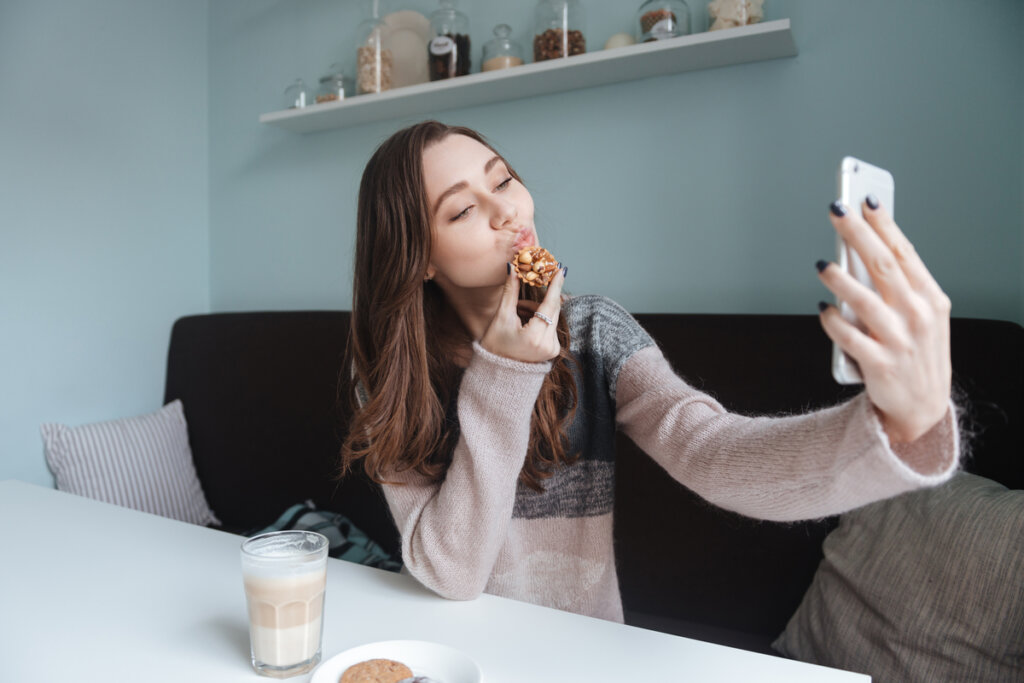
[853,163,859,172]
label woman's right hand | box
[479,264,566,363]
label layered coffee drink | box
[241,531,329,678]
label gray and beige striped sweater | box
[381,295,960,622]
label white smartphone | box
[832,156,895,385]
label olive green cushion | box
[772,472,1024,682]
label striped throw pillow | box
[41,400,219,526]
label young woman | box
[341,120,960,622]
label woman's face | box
[421,134,537,290]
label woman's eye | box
[496,177,512,191]
[450,206,471,222]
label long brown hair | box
[340,120,578,491]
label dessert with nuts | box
[513,246,559,287]
[339,658,413,683]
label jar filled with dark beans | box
[428,0,471,79]
[533,0,586,61]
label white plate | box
[311,639,481,683]
[381,10,431,88]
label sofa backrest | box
[164,311,398,552]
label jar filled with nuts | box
[428,0,471,80]
[532,0,586,62]
[315,63,354,104]
[355,0,394,94]
[634,0,691,42]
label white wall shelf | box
[259,19,796,133]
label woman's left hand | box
[818,198,952,443]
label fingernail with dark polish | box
[816,260,830,273]
[830,200,847,217]
[561,266,568,278]
[865,194,879,210]
[507,262,512,274]
[818,301,830,313]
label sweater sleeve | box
[615,345,960,521]
[380,341,550,600]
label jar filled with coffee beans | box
[428,0,470,80]
[634,0,691,42]
[533,0,586,61]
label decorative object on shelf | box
[259,19,797,133]
[315,63,354,104]
[603,32,636,50]
[482,24,524,71]
[635,0,690,42]
[707,0,764,31]
[428,0,470,80]
[382,10,431,87]
[533,0,586,61]
[356,0,394,94]
[284,78,309,109]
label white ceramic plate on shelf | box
[311,639,481,683]
[382,10,431,87]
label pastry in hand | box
[339,658,414,683]
[513,246,559,287]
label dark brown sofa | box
[164,311,1022,655]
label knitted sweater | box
[381,295,960,622]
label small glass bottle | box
[283,78,309,109]
[635,0,691,42]
[355,0,393,94]
[428,0,471,80]
[707,0,764,31]
[482,24,524,72]
[533,0,586,62]
[315,63,353,104]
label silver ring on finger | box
[533,311,554,326]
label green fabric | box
[772,473,1024,682]
[248,500,402,572]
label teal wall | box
[2,1,1022,486]
[209,0,1023,321]
[0,0,209,486]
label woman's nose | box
[490,196,517,228]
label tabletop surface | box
[0,480,869,682]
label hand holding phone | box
[831,157,895,384]
[818,158,953,443]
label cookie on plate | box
[339,658,414,683]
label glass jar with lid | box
[355,0,394,94]
[532,0,586,62]
[635,0,690,42]
[315,63,353,104]
[428,0,470,80]
[482,24,524,72]
[283,78,309,109]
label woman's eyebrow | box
[483,155,502,173]
[432,155,505,215]
[432,181,467,216]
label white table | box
[0,480,869,682]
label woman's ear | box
[424,266,436,282]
